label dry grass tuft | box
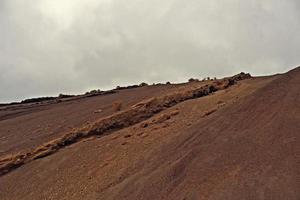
[112,101,122,112]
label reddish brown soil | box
[0,83,199,156]
[0,68,299,200]
[0,74,250,175]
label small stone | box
[124,134,132,138]
[94,109,102,113]
[140,122,148,128]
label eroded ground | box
[0,69,299,200]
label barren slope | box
[0,82,201,156]
[0,68,299,200]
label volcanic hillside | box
[0,67,299,200]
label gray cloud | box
[0,0,299,102]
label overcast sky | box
[0,0,299,102]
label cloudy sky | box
[0,0,299,102]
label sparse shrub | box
[112,101,122,112]
[126,85,139,89]
[58,93,74,98]
[91,89,101,94]
[139,82,148,87]
[85,89,101,95]
[21,97,56,104]
[166,81,171,85]
[188,78,199,82]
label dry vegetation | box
[112,101,122,112]
[0,72,251,176]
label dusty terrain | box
[0,67,299,200]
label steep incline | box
[0,73,250,176]
[0,83,196,155]
[103,67,300,200]
[0,68,298,200]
